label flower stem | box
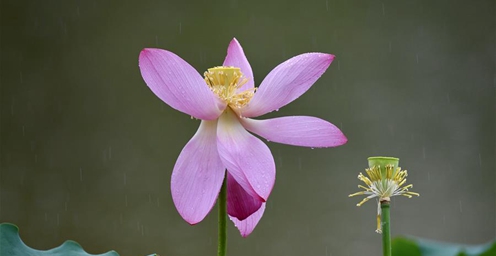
[381,201,391,256]
[217,175,227,256]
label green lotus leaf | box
[392,236,496,256]
[0,223,159,256]
[392,237,422,256]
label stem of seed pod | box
[381,201,391,256]
[217,174,227,256]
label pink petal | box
[227,172,263,221]
[171,120,226,224]
[240,53,334,117]
[241,116,347,148]
[229,203,266,237]
[217,109,275,202]
[139,48,225,120]
[222,38,254,92]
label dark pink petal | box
[241,116,347,148]
[240,53,334,117]
[139,48,225,120]
[222,38,254,92]
[217,109,275,202]
[229,203,266,237]
[171,120,226,224]
[227,172,263,221]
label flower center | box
[204,66,255,109]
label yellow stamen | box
[376,214,382,233]
[356,197,371,207]
[204,66,255,109]
[349,164,419,233]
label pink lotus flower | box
[139,38,347,237]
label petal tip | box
[229,203,266,237]
[330,131,348,147]
[322,53,335,64]
[138,48,149,61]
[259,194,268,202]
[310,53,335,66]
[230,37,240,45]
[187,220,200,226]
[227,38,244,54]
[338,134,348,146]
[176,210,203,225]
[176,209,206,226]
[140,48,158,55]
[139,48,162,64]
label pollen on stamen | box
[203,66,255,109]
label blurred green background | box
[1,0,494,255]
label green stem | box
[217,175,227,256]
[381,201,391,256]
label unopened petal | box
[241,116,347,148]
[139,48,225,120]
[222,38,254,92]
[227,172,263,221]
[229,203,266,237]
[171,120,226,224]
[217,109,275,201]
[240,53,334,117]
